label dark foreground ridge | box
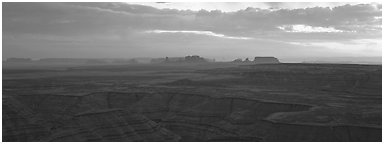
[2,63,382,142]
[3,92,381,142]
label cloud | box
[3,3,380,39]
[2,2,382,59]
[277,24,356,33]
[145,30,253,40]
[129,2,374,12]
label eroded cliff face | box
[46,109,180,142]
[3,91,381,142]
[201,64,381,94]
[3,98,50,142]
[3,63,381,142]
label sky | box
[2,2,382,61]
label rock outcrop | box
[46,109,180,142]
[3,63,381,142]
[3,98,50,142]
[3,91,381,142]
[2,95,180,142]
[231,57,280,64]
[253,57,280,64]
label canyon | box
[2,63,382,141]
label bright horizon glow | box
[277,24,355,33]
[127,2,373,12]
[145,30,253,40]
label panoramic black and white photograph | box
[2,1,382,142]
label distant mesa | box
[39,58,104,63]
[185,55,207,63]
[150,55,279,64]
[38,58,138,64]
[151,55,213,63]
[4,56,279,65]
[4,58,140,64]
[232,57,280,64]
[253,57,280,64]
[5,58,32,62]
[232,58,243,63]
